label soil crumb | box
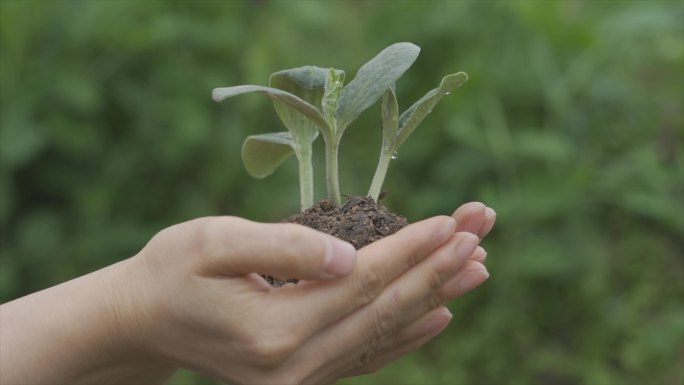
[265,196,408,286]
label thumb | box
[193,217,357,281]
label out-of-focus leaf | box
[241,132,295,178]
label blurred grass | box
[1,0,683,384]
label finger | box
[352,255,488,348]
[192,217,356,280]
[294,232,478,379]
[452,202,486,235]
[272,216,457,345]
[438,260,489,300]
[340,306,453,378]
[451,202,496,239]
[472,246,487,263]
[356,231,478,328]
[337,260,489,379]
[479,207,496,238]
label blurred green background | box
[1,0,683,384]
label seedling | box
[212,42,467,211]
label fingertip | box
[458,264,489,294]
[472,246,487,262]
[423,306,453,336]
[478,207,497,238]
[323,239,357,278]
[453,204,486,235]
[453,202,485,216]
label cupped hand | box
[112,204,495,385]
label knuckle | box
[244,333,298,368]
[353,350,374,369]
[427,290,442,310]
[362,295,402,360]
[192,217,222,256]
[355,263,386,305]
[193,216,244,257]
[428,268,445,291]
[405,241,423,269]
[370,297,402,337]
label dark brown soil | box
[265,196,408,286]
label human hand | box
[109,203,495,384]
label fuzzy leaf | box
[212,85,330,132]
[381,86,399,150]
[335,42,420,135]
[241,132,295,178]
[269,66,328,145]
[396,72,468,147]
[322,68,346,128]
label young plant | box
[368,72,469,200]
[213,42,468,212]
[213,66,328,211]
[213,43,420,207]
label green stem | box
[368,146,393,200]
[325,138,342,205]
[296,145,314,211]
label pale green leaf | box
[212,85,330,132]
[335,42,420,134]
[396,72,468,147]
[269,66,329,145]
[241,132,295,178]
[270,66,328,99]
[322,68,345,128]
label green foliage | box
[216,42,422,206]
[1,1,683,385]
[333,42,419,134]
[240,132,295,178]
[369,72,468,199]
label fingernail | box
[459,269,489,293]
[323,240,357,277]
[435,217,457,244]
[484,207,496,220]
[473,246,487,262]
[424,308,453,335]
[462,204,486,235]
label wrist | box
[95,255,178,383]
[0,256,176,385]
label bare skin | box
[0,202,495,385]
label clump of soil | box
[265,196,408,286]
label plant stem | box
[296,145,314,211]
[368,147,393,200]
[325,138,342,205]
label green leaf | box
[269,66,328,145]
[241,132,295,178]
[212,85,330,132]
[322,68,346,129]
[396,72,468,147]
[381,86,399,150]
[335,42,420,135]
[270,66,328,100]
